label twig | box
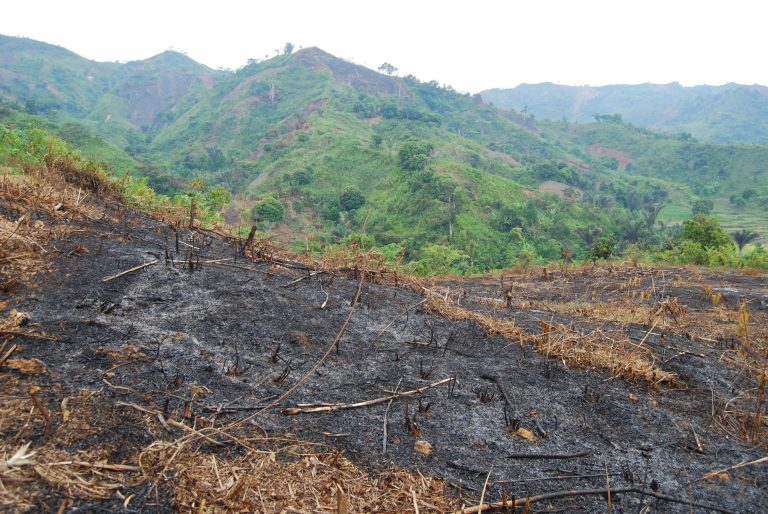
[46,461,141,472]
[0,342,19,366]
[696,455,768,482]
[507,451,591,459]
[370,298,428,344]
[102,259,159,282]
[383,378,403,453]
[282,270,325,288]
[478,468,492,514]
[284,377,453,414]
[453,487,735,514]
[497,473,621,484]
[103,379,150,401]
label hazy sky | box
[1,1,765,92]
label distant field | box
[713,197,768,244]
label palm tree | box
[575,226,602,248]
[730,230,760,257]
[621,220,646,243]
[642,202,665,230]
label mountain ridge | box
[3,34,768,270]
[481,82,768,144]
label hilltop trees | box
[378,62,397,76]
[283,42,294,55]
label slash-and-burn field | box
[1,175,767,512]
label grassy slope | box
[4,38,768,264]
[542,119,768,242]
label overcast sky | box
[1,1,765,93]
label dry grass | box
[140,437,456,512]
[0,174,109,290]
[0,367,461,512]
[424,292,680,386]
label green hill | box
[3,35,768,271]
[481,82,768,144]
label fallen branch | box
[453,486,735,514]
[284,377,453,415]
[102,259,158,282]
[282,270,325,288]
[696,455,768,482]
[383,378,403,454]
[507,451,591,460]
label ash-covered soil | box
[4,206,768,513]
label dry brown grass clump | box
[425,293,680,386]
[0,174,108,290]
[140,438,457,513]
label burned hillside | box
[0,172,767,513]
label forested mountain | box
[2,35,767,272]
[481,82,768,144]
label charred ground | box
[1,180,767,513]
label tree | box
[378,62,398,76]
[620,220,646,243]
[642,202,665,230]
[339,188,366,211]
[398,140,434,171]
[730,230,760,257]
[283,42,294,54]
[205,187,231,211]
[589,236,617,262]
[691,199,714,215]
[411,244,470,276]
[575,226,602,248]
[680,215,731,250]
[252,197,285,224]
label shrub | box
[680,215,732,250]
[252,197,285,223]
[339,188,366,211]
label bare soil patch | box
[586,144,633,170]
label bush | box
[410,244,470,276]
[252,197,285,223]
[680,215,732,250]
[589,236,617,262]
[691,199,714,215]
[339,188,366,211]
[398,140,434,171]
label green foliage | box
[691,199,714,215]
[680,215,732,250]
[252,196,285,223]
[410,244,470,276]
[339,188,365,211]
[6,38,768,274]
[205,186,231,211]
[588,235,618,262]
[730,229,759,256]
[397,139,434,171]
